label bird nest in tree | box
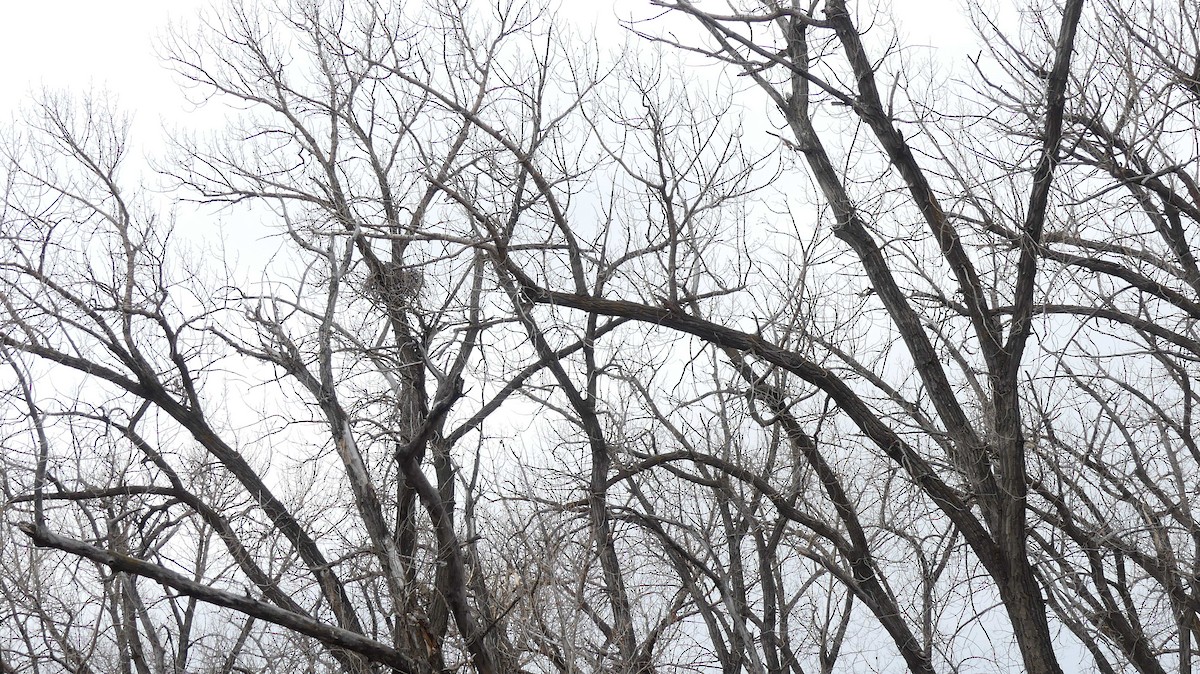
[365,262,424,307]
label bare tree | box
[7,0,1200,673]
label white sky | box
[0,0,975,118]
[0,0,978,261]
[0,0,979,270]
[0,1,210,120]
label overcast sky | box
[0,1,210,118]
[0,0,975,116]
[0,0,978,258]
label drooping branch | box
[512,280,1001,571]
[16,523,420,674]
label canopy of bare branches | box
[2,1,1198,673]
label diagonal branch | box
[17,523,420,674]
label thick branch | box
[17,523,419,674]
